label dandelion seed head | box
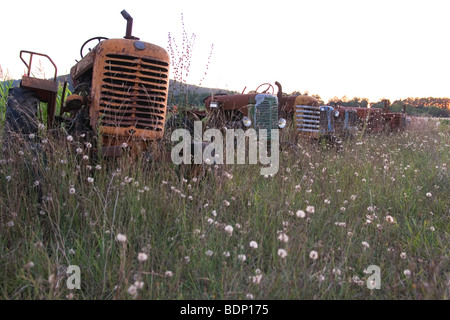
[116,233,127,243]
[309,250,318,260]
[277,248,288,258]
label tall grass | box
[0,120,448,300]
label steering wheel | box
[80,37,109,59]
[255,83,275,94]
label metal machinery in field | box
[203,82,287,138]
[380,99,406,131]
[5,10,170,159]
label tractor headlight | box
[242,116,252,127]
[334,110,340,117]
[210,101,219,108]
[278,118,287,129]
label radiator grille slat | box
[296,105,320,133]
[100,53,169,132]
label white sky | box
[1,0,449,103]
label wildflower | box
[127,285,137,297]
[332,268,342,276]
[95,165,102,170]
[223,251,230,258]
[116,233,127,243]
[85,142,92,148]
[426,192,432,198]
[87,177,94,183]
[67,135,73,142]
[430,226,435,232]
[277,233,289,243]
[134,281,144,289]
[324,199,331,205]
[296,210,306,218]
[350,195,356,201]
[400,252,407,260]
[223,200,230,207]
[362,241,370,249]
[385,215,395,224]
[277,248,288,258]
[252,274,263,284]
[238,254,247,262]
[340,207,346,212]
[6,221,14,228]
[5,176,11,182]
[246,293,254,300]
[403,269,411,278]
[76,148,83,154]
[249,241,258,249]
[306,206,315,214]
[165,271,174,278]
[121,142,128,148]
[24,262,35,270]
[309,250,318,260]
[137,253,148,262]
[69,188,76,195]
[367,206,374,212]
[206,250,213,257]
[82,155,89,161]
[207,218,214,225]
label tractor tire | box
[3,87,39,149]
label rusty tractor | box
[4,10,170,160]
[203,82,286,137]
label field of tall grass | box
[0,105,448,300]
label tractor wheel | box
[3,87,39,150]
[3,87,45,205]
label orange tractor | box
[4,10,170,159]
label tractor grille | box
[253,95,278,138]
[99,53,169,132]
[295,105,320,133]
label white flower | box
[223,200,230,207]
[296,210,306,218]
[385,215,395,224]
[246,293,254,300]
[252,274,263,284]
[87,177,94,183]
[350,195,356,201]
[165,271,174,278]
[223,251,230,258]
[116,233,127,243]
[24,262,35,269]
[134,281,144,289]
[309,250,318,260]
[206,250,213,257]
[76,148,83,154]
[277,248,288,258]
[6,176,11,182]
[430,226,435,232]
[66,135,73,142]
[237,254,247,262]
[249,241,258,249]
[69,188,76,195]
[277,233,289,243]
[82,155,89,161]
[138,253,148,262]
[400,252,407,260]
[127,285,137,296]
[306,206,315,214]
[95,165,102,170]
[121,142,128,148]
[85,142,92,148]
[426,192,432,197]
[362,241,370,249]
[403,269,411,277]
[6,221,14,228]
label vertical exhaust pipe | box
[121,10,139,40]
